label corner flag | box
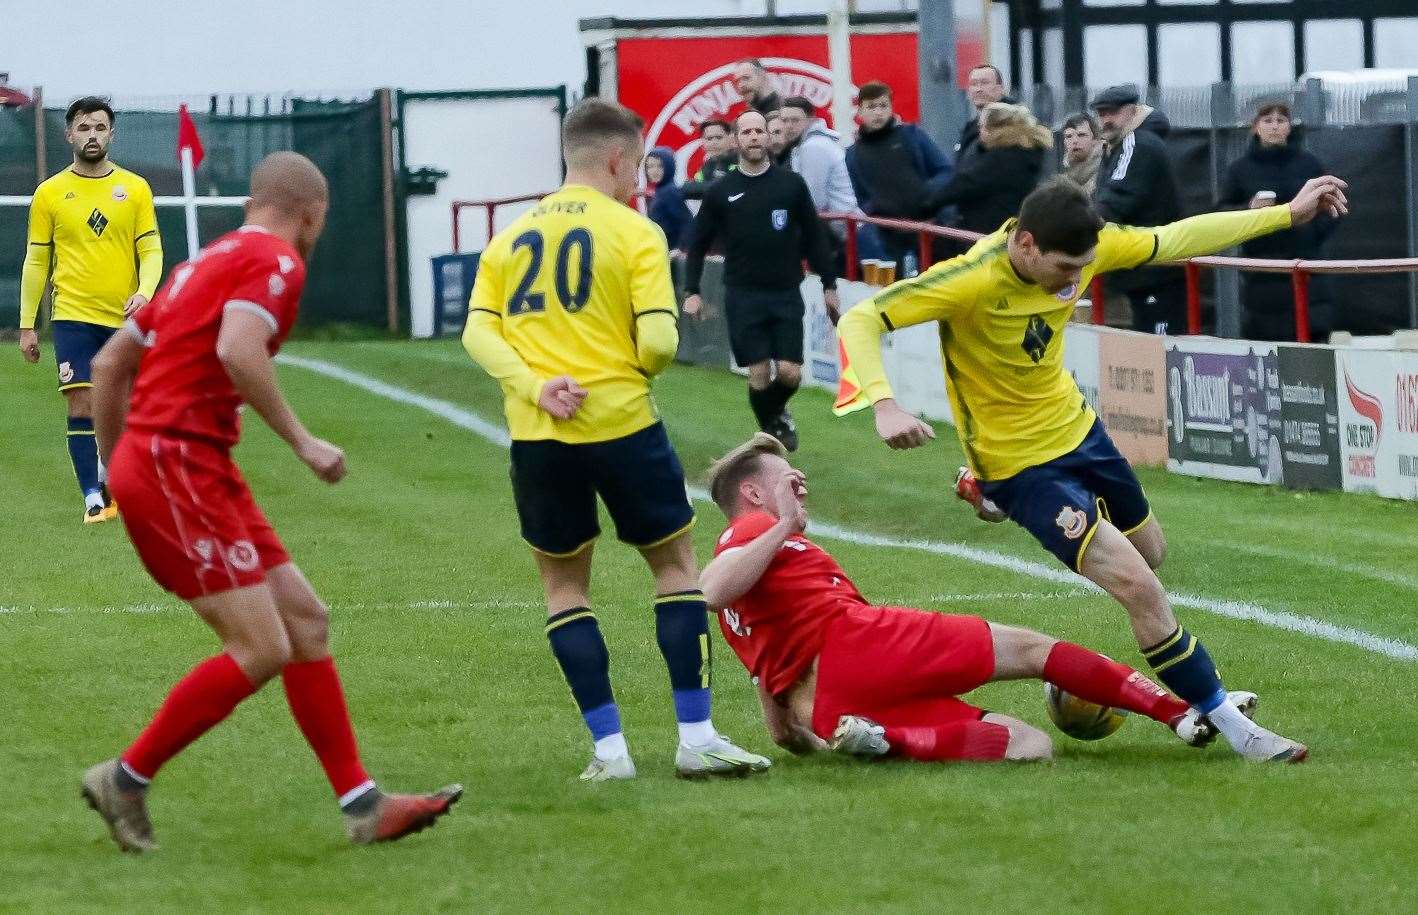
[833,337,870,416]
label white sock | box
[594,732,629,761]
[678,720,716,747]
[1207,699,1260,751]
[84,490,105,511]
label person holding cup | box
[1219,102,1336,340]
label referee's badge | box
[112,185,128,201]
[771,209,788,231]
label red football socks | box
[122,653,257,780]
[886,720,1012,761]
[282,657,372,799]
[1043,641,1190,724]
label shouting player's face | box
[67,111,113,164]
[1017,232,1095,295]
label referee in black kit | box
[683,109,840,452]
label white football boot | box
[579,754,637,782]
[674,735,772,779]
[1173,690,1258,748]
[828,716,891,758]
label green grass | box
[4,339,1416,913]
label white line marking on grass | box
[278,355,1418,663]
[1216,539,1418,593]
[0,599,543,616]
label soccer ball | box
[1044,683,1129,741]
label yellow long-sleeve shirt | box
[838,205,1294,480]
[462,184,680,443]
[20,164,163,329]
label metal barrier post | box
[451,203,462,253]
[1090,276,1105,325]
[844,216,858,282]
[1185,262,1203,335]
[1407,76,1418,328]
[1292,269,1312,344]
[918,231,932,273]
[486,204,497,251]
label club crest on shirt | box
[111,185,128,202]
[58,361,74,383]
[228,540,260,572]
[771,208,788,231]
[1055,283,1078,300]
[1055,506,1088,540]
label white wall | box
[4,0,781,102]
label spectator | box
[0,72,33,107]
[1219,102,1336,340]
[682,118,737,201]
[933,102,1049,236]
[733,58,782,117]
[1061,112,1103,193]
[766,111,787,161]
[1092,84,1185,334]
[778,97,858,215]
[643,146,692,251]
[682,110,840,452]
[954,64,1009,167]
[846,80,954,272]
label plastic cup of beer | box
[861,260,880,285]
[879,260,897,285]
[1254,190,1277,207]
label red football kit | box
[110,226,306,600]
[713,511,1004,757]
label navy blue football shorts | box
[509,421,696,557]
[52,320,117,392]
[978,419,1152,573]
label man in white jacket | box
[778,97,861,243]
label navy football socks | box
[654,591,712,729]
[66,416,102,500]
[1142,627,1227,713]
[545,608,623,743]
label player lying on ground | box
[83,152,460,854]
[463,98,768,781]
[838,175,1347,762]
[700,434,1249,762]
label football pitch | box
[4,339,1416,913]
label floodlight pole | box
[918,0,968,154]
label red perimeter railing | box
[451,195,1418,344]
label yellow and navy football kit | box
[21,164,163,390]
[463,184,692,556]
[839,205,1292,570]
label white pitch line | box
[0,598,542,616]
[277,354,1418,663]
[1215,539,1418,593]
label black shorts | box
[509,422,696,557]
[52,320,117,392]
[723,286,804,366]
[978,419,1152,573]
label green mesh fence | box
[1,98,388,330]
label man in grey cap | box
[1092,85,1185,333]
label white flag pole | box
[827,0,854,150]
[180,145,199,258]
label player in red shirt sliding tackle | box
[701,434,1226,761]
[83,152,460,853]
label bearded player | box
[839,176,1349,762]
[18,97,162,523]
[82,152,460,853]
[463,98,768,781]
[702,434,1238,762]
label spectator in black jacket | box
[682,118,737,201]
[954,64,1009,167]
[1093,84,1185,333]
[1219,102,1336,340]
[644,146,692,251]
[733,59,782,117]
[934,102,1048,236]
[845,80,954,271]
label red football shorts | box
[110,431,289,600]
[811,606,996,739]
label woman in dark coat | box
[1219,103,1336,340]
[932,102,1049,236]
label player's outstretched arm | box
[838,305,936,449]
[1146,176,1348,265]
[216,309,345,483]
[700,470,807,610]
[91,330,146,466]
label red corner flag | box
[177,104,205,170]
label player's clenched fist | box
[872,398,935,450]
[18,328,41,363]
[1288,175,1349,224]
[538,375,588,421]
[297,436,346,483]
